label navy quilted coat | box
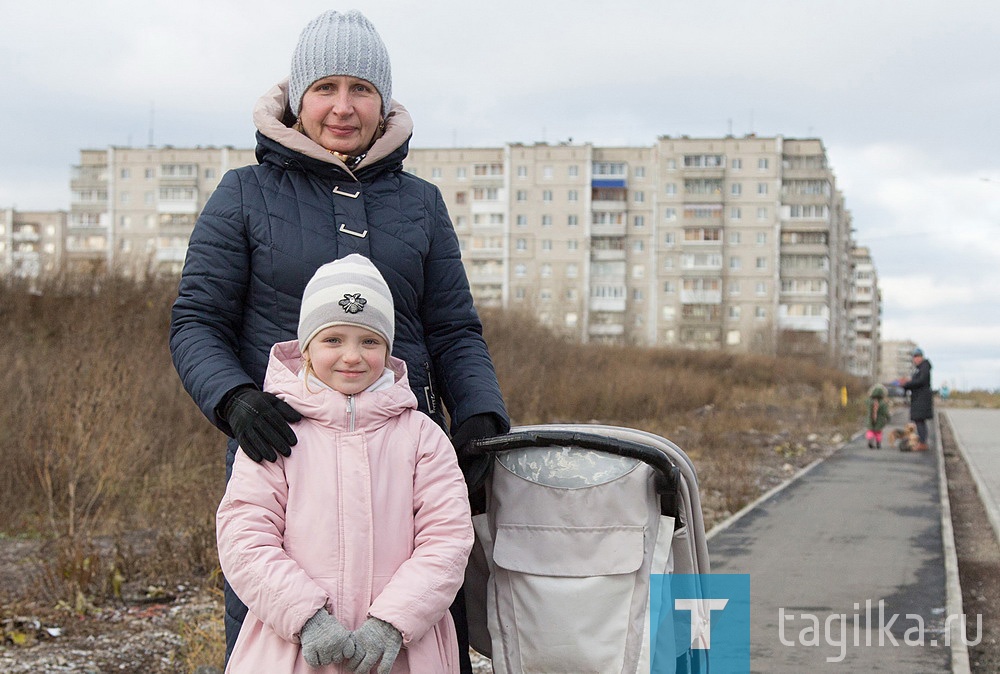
[169,81,509,439]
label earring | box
[293,117,305,133]
[378,117,386,132]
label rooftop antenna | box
[148,102,155,147]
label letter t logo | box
[675,598,730,649]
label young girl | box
[865,384,891,449]
[217,254,474,674]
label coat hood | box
[252,79,414,176]
[264,339,418,430]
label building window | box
[728,306,741,319]
[664,208,677,220]
[729,281,741,295]
[755,307,767,319]
[756,282,767,295]
[568,215,578,226]
[516,215,527,226]
[665,183,677,196]
[542,190,553,202]
[633,240,645,252]
[568,165,579,177]
[516,238,527,251]
[473,187,499,200]
[568,190,578,201]
[664,232,675,245]
[517,166,528,178]
[515,264,527,277]
[757,183,768,195]
[634,191,645,203]
[729,232,741,244]
[756,257,767,269]
[757,207,768,219]
[635,167,646,178]
[541,263,552,277]
[727,330,741,345]
[543,166,553,179]
[431,168,442,178]
[474,163,503,176]
[634,215,645,228]
[758,158,769,170]
[731,158,742,170]
[757,232,768,245]
[541,239,552,251]
[120,168,131,179]
[730,207,742,220]
[516,190,528,202]
[455,191,467,205]
[456,167,467,179]
[729,256,742,270]
[731,183,742,196]
[568,239,579,250]
[666,159,677,170]
[663,281,675,293]
[145,168,155,179]
[567,264,578,278]
[542,215,552,227]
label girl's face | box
[305,324,388,395]
[298,75,383,157]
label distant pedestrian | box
[900,348,933,451]
[865,384,891,449]
[216,256,473,674]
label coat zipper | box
[347,394,356,432]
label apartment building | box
[848,246,882,379]
[68,146,256,275]
[406,135,871,371]
[879,339,920,385]
[40,135,876,375]
[0,208,66,279]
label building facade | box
[406,135,873,372]
[0,208,66,280]
[68,146,256,276]
[1,135,879,378]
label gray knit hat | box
[289,9,392,117]
[298,254,395,353]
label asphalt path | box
[708,409,955,672]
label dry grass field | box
[0,274,880,671]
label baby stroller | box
[464,424,711,674]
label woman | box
[169,9,509,670]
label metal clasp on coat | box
[332,185,361,198]
[339,223,368,238]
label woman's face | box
[298,75,383,157]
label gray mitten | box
[300,608,355,667]
[346,616,402,674]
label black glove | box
[223,387,301,463]
[452,413,503,498]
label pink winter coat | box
[217,341,474,674]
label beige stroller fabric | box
[465,424,710,674]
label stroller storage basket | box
[465,424,710,674]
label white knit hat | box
[288,9,392,117]
[298,254,395,353]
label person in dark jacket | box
[900,347,932,451]
[168,9,509,671]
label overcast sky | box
[2,0,998,389]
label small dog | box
[890,423,923,452]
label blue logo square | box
[649,573,750,673]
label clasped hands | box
[301,609,402,673]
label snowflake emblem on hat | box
[339,292,367,314]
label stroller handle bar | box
[470,429,682,518]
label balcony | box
[591,221,625,237]
[591,248,625,262]
[12,229,40,242]
[155,246,188,263]
[680,289,722,305]
[157,199,199,215]
[589,297,626,312]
